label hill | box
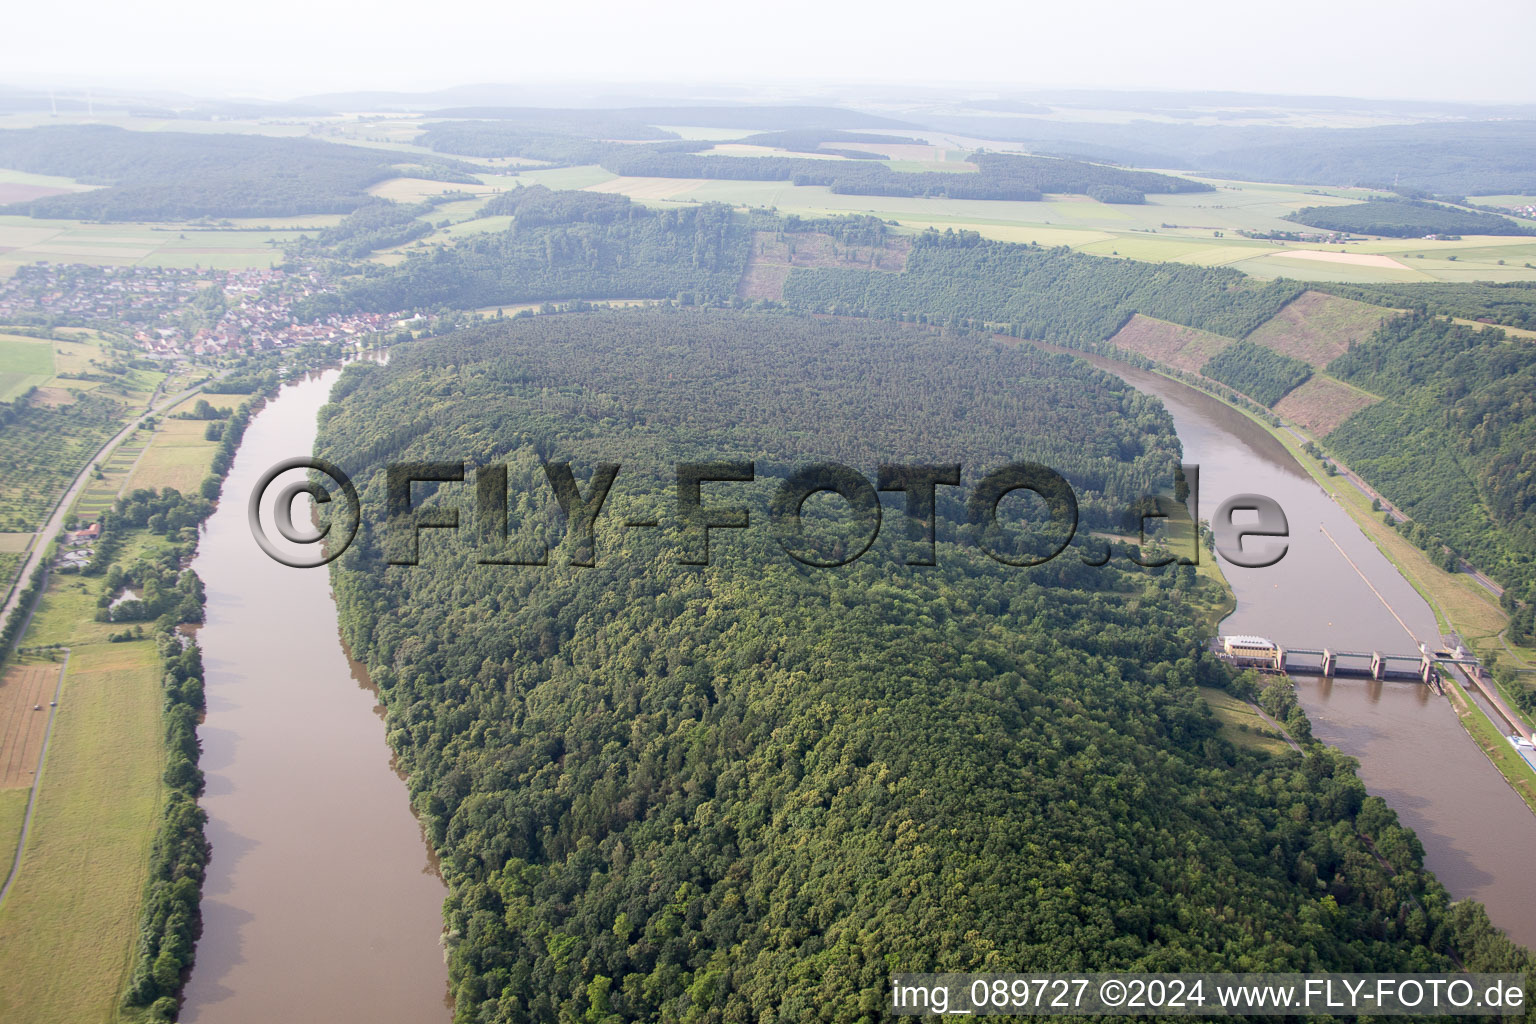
[1286,199,1536,238]
[0,125,474,220]
[315,307,1533,1022]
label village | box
[0,262,405,357]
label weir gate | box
[1213,634,1484,692]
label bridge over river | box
[1213,634,1532,745]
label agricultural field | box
[0,533,30,596]
[0,167,98,208]
[0,334,55,401]
[0,333,164,532]
[0,642,163,1024]
[0,216,305,276]
[0,787,24,873]
[366,176,499,202]
[443,162,1536,285]
[0,660,61,789]
[70,429,149,523]
[0,395,133,532]
[124,419,220,494]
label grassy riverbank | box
[1123,358,1536,807]
[1442,672,1536,815]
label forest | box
[315,308,1533,1023]
[1318,280,1536,331]
[316,197,1303,337]
[300,198,437,258]
[1198,339,1313,406]
[0,125,475,220]
[301,188,750,316]
[780,227,1302,341]
[596,149,1209,203]
[1285,199,1535,238]
[1325,314,1536,600]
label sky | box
[7,0,1536,105]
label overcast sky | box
[8,0,1535,104]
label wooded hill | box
[597,149,1210,203]
[1325,313,1536,599]
[316,308,1533,1023]
[0,125,476,220]
[298,188,747,317]
[1286,199,1536,238]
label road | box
[0,372,226,645]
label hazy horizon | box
[7,0,1535,106]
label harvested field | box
[0,185,70,204]
[738,229,910,301]
[0,662,61,789]
[584,176,703,201]
[1246,290,1394,368]
[1274,375,1380,436]
[1108,314,1233,373]
[1272,249,1408,270]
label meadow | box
[0,642,163,1024]
[0,333,55,401]
[117,392,245,495]
[1197,685,1295,756]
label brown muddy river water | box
[180,347,1534,1020]
[181,368,450,1023]
[1098,358,1536,949]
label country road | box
[0,372,228,645]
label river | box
[181,368,451,1023]
[180,346,1534,1019]
[1092,358,1536,949]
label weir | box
[1215,636,1481,692]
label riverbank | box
[0,346,344,1022]
[1118,356,1536,808]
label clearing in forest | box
[1246,290,1393,368]
[1108,314,1233,373]
[1273,375,1380,437]
[737,230,910,301]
